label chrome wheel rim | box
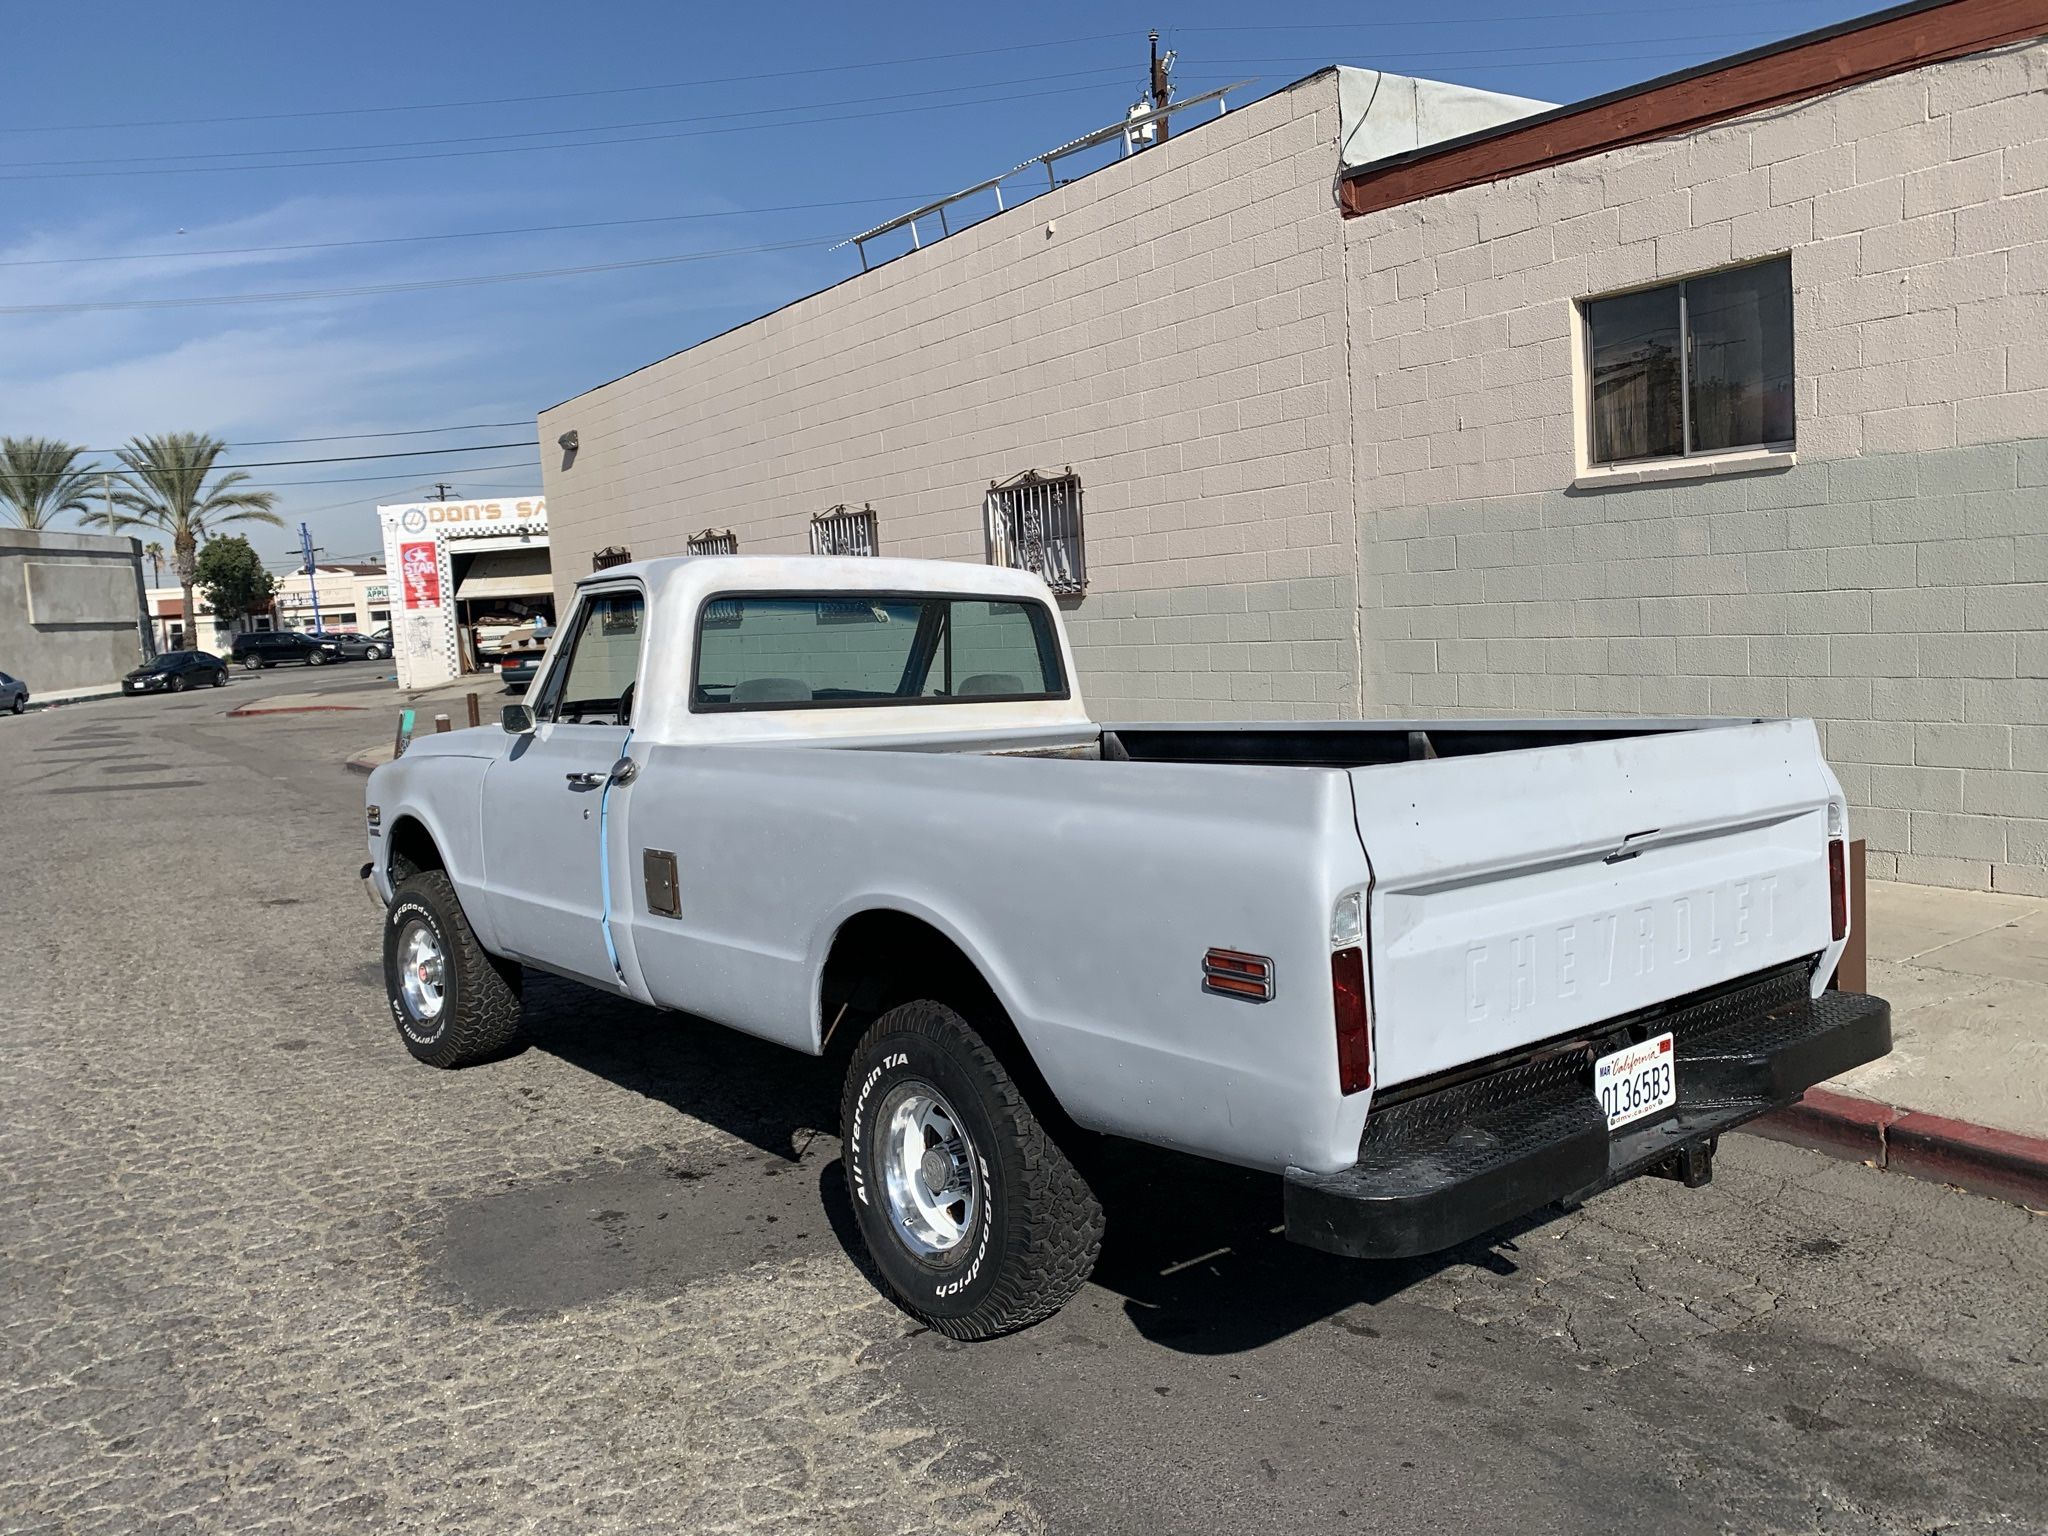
[397,919,447,1022]
[878,1082,980,1258]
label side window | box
[537,589,645,726]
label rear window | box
[692,592,1066,711]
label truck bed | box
[1101,718,1725,769]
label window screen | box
[693,594,1064,711]
[1585,256,1793,466]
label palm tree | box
[0,437,100,530]
[144,542,165,584]
[86,433,282,650]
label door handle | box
[565,771,606,789]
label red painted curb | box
[227,704,372,718]
[1744,1089,2048,1210]
[1746,1087,1895,1164]
[1889,1110,2048,1210]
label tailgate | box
[1349,720,1839,1088]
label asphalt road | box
[2,676,2044,1535]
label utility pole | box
[299,522,325,635]
[430,481,455,502]
[102,472,114,526]
[1150,30,1172,142]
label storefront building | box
[145,564,391,653]
[377,496,552,689]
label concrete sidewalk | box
[1752,880,2048,1209]
[342,675,517,772]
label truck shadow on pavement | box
[522,974,1540,1355]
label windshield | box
[692,593,1066,711]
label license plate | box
[1594,1032,1676,1131]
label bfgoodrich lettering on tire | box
[382,870,524,1068]
[840,998,1103,1340]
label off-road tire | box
[383,870,523,1068]
[841,999,1103,1340]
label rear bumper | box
[1284,966,1890,1260]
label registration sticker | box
[1595,1032,1676,1131]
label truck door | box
[479,584,644,987]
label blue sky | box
[1,0,1876,565]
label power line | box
[0,69,1136,173]
[0,33,1132,135]
[234,458,541,490]
[78,440,536,467]
[0,236,823,314]
[0,80,1127,181]
[215,421,533,447]
[0,196,938,269]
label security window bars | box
[1584,255,1793,467]
[985,469,1085,595]
[810,504,879,557]
[687,528,738,555]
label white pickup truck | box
[363,555,1889,1338]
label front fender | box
[365,755,502,956]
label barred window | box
[1583,255,1794,467]
[687,528,738,555]
[810,503,879,557]
[984,469,1085,595]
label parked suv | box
[232,630,344,669]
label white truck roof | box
[571,554,1093,745]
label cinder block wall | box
[541,74,1360,721]
[1344,41,2048,893]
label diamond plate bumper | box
[1283,966,1892,1261]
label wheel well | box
[819,909,1060,1116]
[386,816,445,884]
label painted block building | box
[540,0,2048,893]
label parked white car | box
[362,555,1889,1338]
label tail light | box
[1828,838,1848,942]
[1332,946,1371,1094]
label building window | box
[810,503,879,557]
[1583,255,1793,466]
[687,528,738,555]
[984,469,1086,596]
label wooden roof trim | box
[1339,0,2048,217]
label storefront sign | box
[401,543,440,608]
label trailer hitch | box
[1649,1136,1717,1189]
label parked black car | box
[231,630,344,669]
[123,651,228,694]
